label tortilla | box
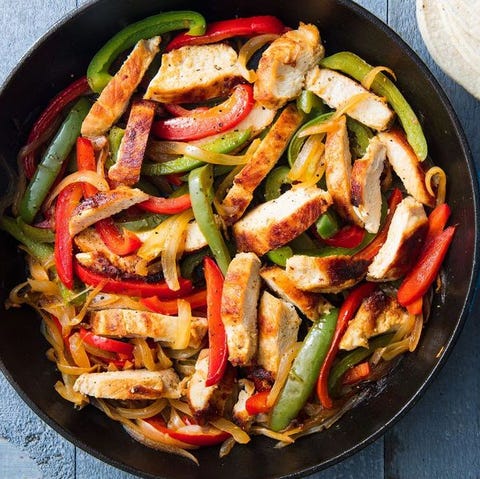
[416,0,480,99]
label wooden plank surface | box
[0,1,478,478]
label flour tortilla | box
[416,0,480,99]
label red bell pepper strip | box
[74,262,193,298]
[140,289,207,315]
[166,15,285,51]
[317,282,377,409]
[323,225,365,248]
[54,183,83,289]
[76,137,142,256]
[245,390,272,415]
[23,77,90,179]
[353,188,403,262]
[152,84,254,141]
[397,226,456,307]
[79,327,134,356]
[424,203,451,246]
[203,256,228,387]
[165,173,184,187]
[144,416,230,446]
[406,296,423,316]
[342,361,370,385]
[138,194,192,214]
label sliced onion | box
[425,166,447,205]
[288,134,325,184]
[236,34,280,82]
[43,170,110,210]
[132,338,158,371]
[69,332,91,369]
[70,281,105,326]
[250,426,294,444]
[27,279,59,295]
[409,314,424,352]
[268,342,300,407]
[172,299,192,350]
[54,380,87,406]
[156,344,174,369]
[210,418,250,444]
[151,141,247,166]
[28,257,50,281]
[169,399,194,418]
[219,436,236,458]
[116,399,168,419]
[137,214,177,262]
[361,65,397,90]
[57,362,97,375]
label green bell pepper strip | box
[142,129,251,176]
[87,11,206,93]
[188,165,231,274]
[347,117,373,158]
[106,126,125,169]
[180,249,208,280]
[269,307,339,432]
[328,333,394,396]
[315,209,341,240]
[296,90,327,115]
[287,112,333,167]
[264,166,291,201]
[18,98,90,224]
[17,218,55,243]
[266,246,293,267]
[0,216,53,263]
[120,214,168,232]
[320,52,428,160]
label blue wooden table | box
[1,1,479,477]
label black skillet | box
[0,0,477,478]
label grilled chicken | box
[324,116,364,227]
[221,252,261,366]
[74,227,146,276]
[351,136,387,233]
[221,104,303,224]
[90,309,207,349]
[339,290,410,350]
[254,23,324,109]
[73,369,181,400]
[367,196,428,281]
[108,100,156,186]
[378,130,435,207]
[306,67,394,131]
[69,187,149,236]
[260,265,332,321]
[232,379,255,428]
[81,37,160,137]
[257,292,301,378]
[233,186,332,256]
[187,349,235,422]
[286,254,369,293]
[144,44,241,104]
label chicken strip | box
[144,44,241,103]
[306,67,395,131]
[324,116,364,227]
[221,104,303,225]
[351,136,387,233]
[81,37,160,137]
[254,23,324,109]
[378,130,435,207]
[73,369,180,400]
[340,290,410,350]
[233,186,332,256]
[367,196,428,281]
[221,252,261,366]
[286,254,369,293]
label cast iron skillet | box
[0,1,477,478]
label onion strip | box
[172,299,192,349]
[210,418,251,444]
[236,34,280,82]
[288,135,325,184]
[425,166,447,205]
[361,65,397,90]
[268,342,300,407]
[116,399,168,419]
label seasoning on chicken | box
[351,136,387,233]
[108,100,156,186]
[233,186,332,256]
[260,265,332,321]
[378,130,435,207]
[257,291,301,377]
[232,379,255,428]
[81,37,160,137]
[339,290,410,350]
[69,186,149,236]
[90,309,207,349]
[187,349,235,422]
[221,252,261,366]
[306,67,395,131]
[367,196,428,281]
[73,368,181,400]
[254,23,325,109]
[286,254,369,293]
[144,44,242,104]
[221,104,303,224]
[324,116,364,227]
